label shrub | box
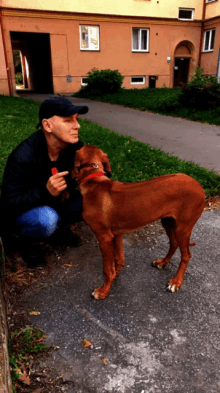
[180,67,220,109]
[78,68,124,96]
[15,72,23,85]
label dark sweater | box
[1,129,83,227]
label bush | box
[180,67,220,109]
[15,72,23,85]
[77,68,124,96]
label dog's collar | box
[85,172,105,180]
[77,163,107,184]
[78,171,106,184]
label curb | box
[0,238,12,393]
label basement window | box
[178,8,194,20]
[81,77,88,86]
[131,76,145,85]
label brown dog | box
[73,145,205,300]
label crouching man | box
[1,96,88,267]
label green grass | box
[79,119,220,197]
[0,94,220,197]
[9,325,47,392]
[0,95,39,182]
[74,87,220,125]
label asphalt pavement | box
[1,91,220,393]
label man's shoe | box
[49,226,82,247]
[19,242,47,268]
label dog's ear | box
[71,151,81,179]
[102,152,112,177]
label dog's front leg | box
[92,231,116,300]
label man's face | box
[45,113,80,145]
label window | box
[132,28,149,52]
[178,8,194,20]
[206,0,216,2]
[131,76,145,85]
[81,77,88,86]
[203,29,215,51]
[79,25,99,51]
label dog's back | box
[83,173,205,235]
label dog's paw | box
[167,277,182,293]
[167,284,179,293]
[152,259,165,269]
[92,287,108,300]
[92,290,100,300]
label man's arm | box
[1,152,53,217]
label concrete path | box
[18,91,220,173]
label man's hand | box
[46,171,69,197]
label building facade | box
[0,0,219,95]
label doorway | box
[10,32,53,93]
[173,58,190,87]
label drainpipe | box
[198,0,206,68]
[0,7,12,95]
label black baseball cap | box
[37,96,89,129]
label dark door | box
[149,75,156,88]
[173,58,190,87]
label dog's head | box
[72,145,112,180]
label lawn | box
[74,87,220,126]
[0,94,220,197]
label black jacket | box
[1,129,83,228]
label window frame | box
[79,25,100,51]
[178,8,194,20]
[132,28,149,53]
[203,29,215,52]
[81,77,88,86]
[130,76,146,85]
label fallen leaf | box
[83,338,93,348]
[103,358,107,365]
[64,263,73,267]
[16,369,30,385]
[29,311,41,316]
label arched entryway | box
[173,41,194,87]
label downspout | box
[198,0,206,68]
[0,7,12,95]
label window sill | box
[202,50,214,53]
[132,50,149,53]
[80,49,100,52]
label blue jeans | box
[15,196,83,238]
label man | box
[1,96,88,267]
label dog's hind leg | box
[153,217,178,269]
[92,230,117,300]
[113,235,125,276]
[167,227,192,293]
